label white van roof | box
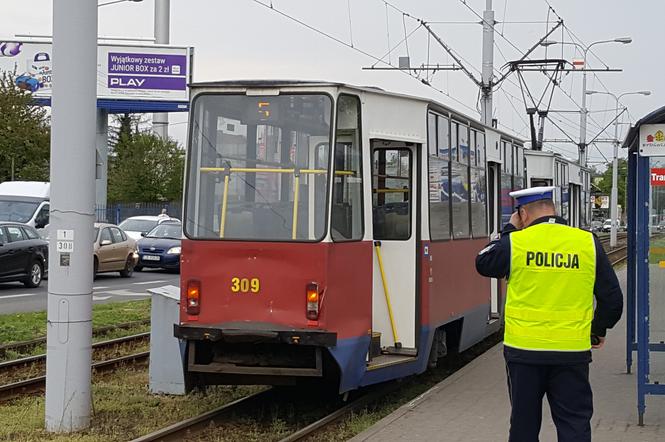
[0,181,50,199]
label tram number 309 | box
[230,277,260,294]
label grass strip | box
[0,300,151,345]
[0,366,259,441]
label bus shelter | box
[624,105,665,425]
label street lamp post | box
[587,89,651,248]
[153,0,171,139]
[541,38,632,166]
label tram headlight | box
[306,282,320,321]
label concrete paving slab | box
[351,269,665,442]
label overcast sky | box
[1,0,663,166]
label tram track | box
[129,334,501,442]
[0,319,150,360]
[0,333,150,402]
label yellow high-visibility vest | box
[505,221,596,351]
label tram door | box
[371,141,417,352]
[488,162,501,319]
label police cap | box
[509,186,555,208]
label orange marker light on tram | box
[306,282,320,320]
[186,279,201,315]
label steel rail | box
[129,389,274,442]
[0,351,149,402]
[0,332,150,374]
[0,319,150,358]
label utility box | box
[148,285,185,395]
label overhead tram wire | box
[249,0,481,116]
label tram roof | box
[190,79,525,144]
[623,104,665,151]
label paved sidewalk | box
[351,273,665,441]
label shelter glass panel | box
[332,95,363,241]
[648,156,665,382]
[451,162,470,239]
[429,156,450,240]
[372,149,411,240]
[185,94,332,241]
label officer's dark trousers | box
[505,361,593,442]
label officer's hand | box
[591,336,605,349]
[509,211,523,230]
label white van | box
[0,181,50,229]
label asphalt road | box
[0,268,180,314]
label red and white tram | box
[176,81,525,392]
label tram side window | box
[429,113,451,240]
[373,149,411,240]
[451,161,470,239]
[476,132,485,167]
[428,113,437,157]
[332,95,363,241]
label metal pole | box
[45,0,97,432]
[95,109,109,220]
[480,0,494,126]
[153,0,170,139]
[579,49,588,166]
[610,96,620,248]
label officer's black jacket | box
[475,215,623,365]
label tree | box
[107,125,185,202]
[0,71,50,182]
[595,158,628,214]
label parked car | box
[0,222,48,287]
[118,215,180,240]
[93,223,138,278]
[136,221,182,272]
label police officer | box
[475,186,623,442]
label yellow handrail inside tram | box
[374,242,400,345]
[292,174,300,239]
[203,166,356,238]
[219,174,230,238]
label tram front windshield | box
[185,94,332,241]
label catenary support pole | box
[153,0,170,139]
[480,0,494,126]
[45,0,97,432]
[610,100,620,248]
[96,108,109,219]
[579,65,588,166]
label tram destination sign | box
[639,124,665,156]
[0,40,192,103]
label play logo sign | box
[640,124,665,156]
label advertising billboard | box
[0,40,192,110]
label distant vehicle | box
[590,220,603,233]
[602,219,622,233]
[658,220,665,232]
[0,222,48,287]
[136,221,182,272]
[0,181,50,230]
[118,215,180,240]
[93,223,138,279]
